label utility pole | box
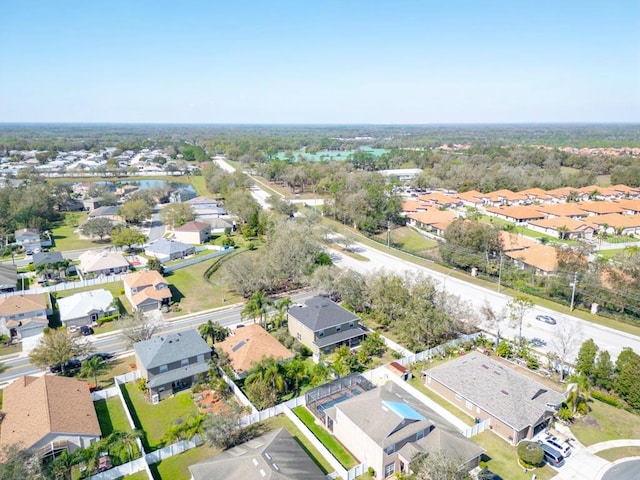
[387,221,391,248]
[497,254,504,293]
[570,271,578,311]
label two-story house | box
[172,220,211,245]
[0,264,18,292]
[14,228,42,254]
[0,293,51,338]
[134,329,211,401]
[325,382,484,479]
[287,296,368,355]
[122,270,172,312]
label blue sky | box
[1,0,638,123]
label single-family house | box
[14,228,42,254]
[0,264,18,292]
[287,296,368,355]
[186,196,227,219]
[169,187,197,203]
[504,245,558,275]
[0,293,50,337]
[425,352,565,445]
[532,203,587,219]
[482,189,526,207]
[206,217,233,234]
[57,289,116,327]
[456,190,485,208]
[588,213,640,235]
[215,324,294,379]
[188,428,326,480]
[87,205,123,223]
[172,220,211,245]
[528,217,595,240]
[498,231,539,253]
[485,205,546,225]
[134,329,211,401]
[417,192,462,209]
[78,250,130,277]
[122,270,172,312]
[81,197,103,211]
[144,238,195,262]
[400,199,430,215]
[31,251,64,267]
[615,198,640,215]
[0,375,101,458]
[325,381,484,479]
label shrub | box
[517,441,544,467]
[479,460,488,470]
[497,340,513,358]
[527,356,539,370]
[591,389,621,408]
[97,314,118,326]
[137,378,147,393]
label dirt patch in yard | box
[193,389,228,415]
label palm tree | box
[245,357,286,394]
[199,320,230,345]
[80,356,105,388]
[120,430,142,461]
[241,291,271,327]
[284,357,308,395]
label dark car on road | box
[80,325,94,336]
[535,314,557,325]
[50,359,81,374]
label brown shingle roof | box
[215,325,294,376]
[123,270,167,289]
[0,375,101,449]
[173,220,211,232]
[0,293,48,316]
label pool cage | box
[305,373,376,424]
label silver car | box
[544,435,571,457]
[535,314,557,325]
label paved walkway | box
[586,439,640,454]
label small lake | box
[98,180,195,191]
[275,146,388,162]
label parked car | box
[80,325,94,336]
[49,359,81,374]
[544,435,572,457]
[529,337,546,347]
[539,442,565,467]
[86,352,114,361]
[535,314,557,325]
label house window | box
[296,333,301,341]
[455,393,462,402]
[159,364,168,373]
[384,462,395,477]
[318,330,324,337]
[349,321,354,328]
[416,429,424,440]
[336,325,342,332]
[181,359,189,367]
[197,354,205,363]
[385,444,395,455]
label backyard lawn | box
[94,396,132,436]
[292,406,358,469]
[123,472,150,480]
[50,211,98,251]
[472,431,555,480]
[407,377,475,426]
[93,355,137,389]
[571,399,640,446]
[121,382,198,450]
[150,443,220,480]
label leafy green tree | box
[440,219,502,272]
[80,217,114,241]
[147,256,163,273]
[245,356,287,395]
[29,327,93,374]
[110,226,147,250]
[614,348,640,410]
[516,441,544,467]
[496,340,513,358]
[593,349,614,391]
[199,320,229,345]
[80,355,108,387]
[160,202,195,229]
[574,339,598,381]
[507,296,533,345]
[241,291,271,327]
[0,444,44,480]
[412,450,472,480]
[118,199,152,225]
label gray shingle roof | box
[134,330,210,370]
[145,238,193,255]
[288,296,359,332]
[314,325,368,348]
[32,251,64,266]
[426,351,565,431]
[188,428,326,480]
[147,362,210,388]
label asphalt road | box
[330,241,640,361]
[601,460,640,480]
[0,290,315,385]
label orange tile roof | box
[132,286,172,306]
[0,293,48,317]
[0,375,101,449]
[123,270,167,289]
[456,190,484,203]
[576,202,625,215]
[417,192,460,206]
[499,231,539,251]
[408,210,457,227]
[529,217,594,232]
[484,189,526,202]
[545,187,577,199]
[533,203,587,217]
[485,205,546,221]
[518,187,553,200]
[611,184,640,195]
[588,213,640,229]
[401,200,430,212]
[214,325,294,377]
[614,198,640,212]
[505,245,558,273]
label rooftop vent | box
[501,390,509,395]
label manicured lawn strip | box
[0,343,22,357]
[94,355,136,389]
[150,443,220,480]
[123,471,150,480]
[122,382,198,451]
[472,431,555,480]
[329,243,370,262]
[263,414,333,473]
[375,226,438,252]
[572,399,640,446]
[292,406,357,469]
[596,446,640,462]
[407,377,476,426]
[94,396,132,436]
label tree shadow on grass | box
[94,399,115,436]
[120,383,151,452]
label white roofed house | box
[185,196,227,219]
[77,250,130,277]
[57,289,116,327]
[144,238,195,262]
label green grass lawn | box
[292,406,357,469]
[0,342,22,357]
[375,226,438,253]
[93,355,136,389]
[123,471,150,480]
[596,446,640,462]
[150,443,220,480]
[407,377,476,426]
[571,399,640,446]
[472,431,555,480]
[50,211,99,251]
[94,396,133,436]
[121,382,198,451]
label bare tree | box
[507,295,533,345]
[120,310,164,346]
[479,300,508,347]
[550,319,583,381]
[412,450,471,480]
